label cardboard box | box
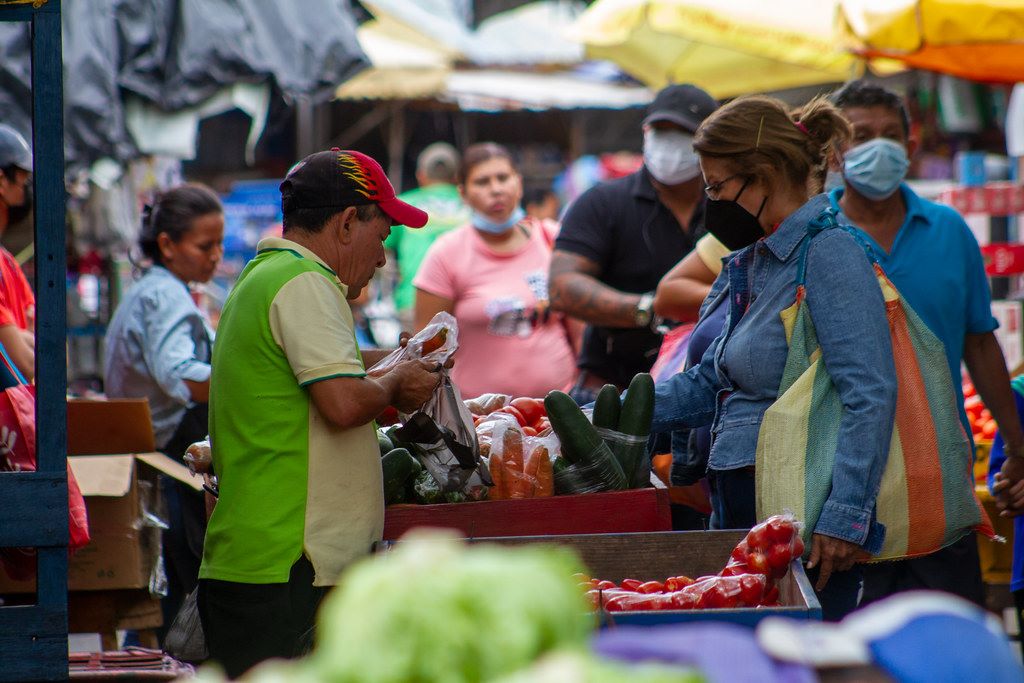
[0,454,200,593]
[0,399,200,594]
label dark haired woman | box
[103,183,223,641]
[414,143,579,399]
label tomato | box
[761,584,780,606]
[604,593,659,612]
[963,381,976,398]
[719,563,747,577]
[982,419,997,439]
[792,535,805,558]
[767,543,793,572]
[670,588,700,610]
[522,426,538,437]
[737,574,766,606]
[746,552,770,576]
[595,580,617,590]
[765,517,796,544]
[964,395,983,416]
[377,405,400,426]
[637,581,665,594]
[745,525,771,552]
[730,539,750,562]
[585,589,601,608]
[510,398,545,427]
[619,579,643,592]
[497,405,528,427]
[663,576,694,592]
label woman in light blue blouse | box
[650,96,897,620]
[104,183,223,641]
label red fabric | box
[0,247,34,329]
[0,382,90,581]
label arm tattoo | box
[548,250,643,328]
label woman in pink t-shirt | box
[414,143,579,400]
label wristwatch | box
[634,291,656,328]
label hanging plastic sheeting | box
[568,0,865,98]
[0,0,368,176]
[0,0,137,174]
[839,0,1024,84]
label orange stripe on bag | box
[887,294,946,555]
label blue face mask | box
[471,206,525,234]
[843,138,909,201]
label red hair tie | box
[794,120,810,136]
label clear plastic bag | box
[464,393,511,416]
[164,586,208,662]
[552,440,627,495]
[596,427,651,490]
[487,421,556,500]
[719,513,805,582]
[371,313,487,495]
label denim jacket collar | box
[763,194,832,263]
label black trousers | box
[156,403,209,645]
[197,555,328,679]
[860,532,985,608]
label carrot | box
[488,450,506,500]
[503,427,534,499]
[524,443,553,498]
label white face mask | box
[643,128,701,185]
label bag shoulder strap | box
[796,208,879,287]
[0,341,26,386]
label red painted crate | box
[382,488,672,541]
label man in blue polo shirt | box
[828,80,1024,607]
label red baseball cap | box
[280,148,428,228]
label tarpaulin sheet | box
[0,0,368,175]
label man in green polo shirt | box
[198,149,438,678]
[385,142,467,330]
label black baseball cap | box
[280,148,428,228]
[642,84,719,133]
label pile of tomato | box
[469,396,551,437]
[964,381,997,441]
[578,514,803,612]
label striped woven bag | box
[755,210,994,561]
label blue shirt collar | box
[763,193,832,262]
[827,183,932,228]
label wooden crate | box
[383,488,672,541]
[472,530,822,627]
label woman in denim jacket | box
[651,95,897,619]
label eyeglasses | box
[703,173,745,200]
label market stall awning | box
[335,18,452,100]
[440,69,653,111]
[838,0,1024,83]
[568,0,864,98]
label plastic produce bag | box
[596,427,650,490]
[464,393,511,416]
[164,587,208,663]
[370,313,487,494]
[488,421,556,500]
[719,513,805,582]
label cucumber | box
[381,448,421,505]
[592,384,621,431]
[619,373,655,437]
[544,391,626,490]
[616,373,655,488]
[377,431,395,456]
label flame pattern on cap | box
[336,151,380,200]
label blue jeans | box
[708,467,862,621]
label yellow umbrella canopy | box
[839,0,1024,83]
[568,0,863,98]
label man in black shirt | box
[550,84,718,401]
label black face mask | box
[5,177,32,226]
[704,177,767,251]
